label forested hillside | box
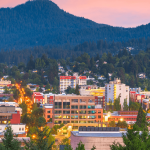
[0,0,150,50]
[0,37,150,65]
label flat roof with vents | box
[79,127,119,132]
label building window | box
[22,128,24,131]
[88,99,93,103]
[19,128,21,131]
[47,115,50,118]
[54,111,62,114]
[72,99,78,103]
[88,105,95,109]
[98,115,101,118]
[98,110,101,113]
[71,111,78,114]
[63,102,70,109]
[79,111,86,114]
[71,105,78,109]
[80,105,86,109]
[63,111,70,114]
[55,102,62,109]
[47,111,50,113]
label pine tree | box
[24,127,54,150]
[110,103,150,150]
[136,104,148,131]
[0,126,21,150]
[75,84,80,95]
[76,141,85,150]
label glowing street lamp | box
[120,118,123,121]
[32,134,36,139]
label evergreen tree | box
[110,103,150,150]
[64,144,73,150]
[75,84,80,95]
[75,141,85,150]
[136,105,148,131]
[0,126,21,150]
[91,145,96,150]
[114,97,121,111]
[24,127,54,150]
[123,99,129,111]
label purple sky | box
[0,0,150,27]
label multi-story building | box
[53,95,103,124]
[32,92,44,104]
[95,96,105,108]
[44,94,54,104]
[0,124,26,137]
[43,105,53,122]
[79,85,105,97]
[0,105,20,124]
[0,102,22,116]
[103,111,150,128]
[60,76,76,92]
[105,78,129,110]
[0,79,11,87]
[59,75,87,92]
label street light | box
[32,134,36,139]
[120,118,123,121]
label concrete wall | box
[71,134,124,150]
[0,124,25,134]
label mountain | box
[0,0,150,50]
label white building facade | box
[60,74,87,92]
[105,78,129,110]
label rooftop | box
[72,131,124,137]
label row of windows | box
[54,115,100,119]
[54,110,98,114]
[55,104,95,109]
[54,121,95,124]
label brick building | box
[43,105,53,122]
[53,95,103,124]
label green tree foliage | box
[114,97,121,111]
[65,86,75,94]
[64,144,73,150]
[123,99,129,111]
[116,121,128,128]
[75,84,80,95]
[136,105,148,131]
[60,138,70,145]
[109,100,113,111]
[13,89,20,100]
[24,127,54,150]
[21,113,31,126]
[51,123,64,135]
[110,103,150,150]
[129,102,141,111]
[109,121,116,127]
[36,116,46,127]
[32,103,38,111]
[76,141,85,150]
[3,86,10,94]
[0,126,21,150]
[32,108,43,119]
[19,101,27,114]
[91,145,96,150]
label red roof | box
[130,91,136,93]
[79,76,87,80]
[60,76,76,80]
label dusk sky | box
[0,0,150,27]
